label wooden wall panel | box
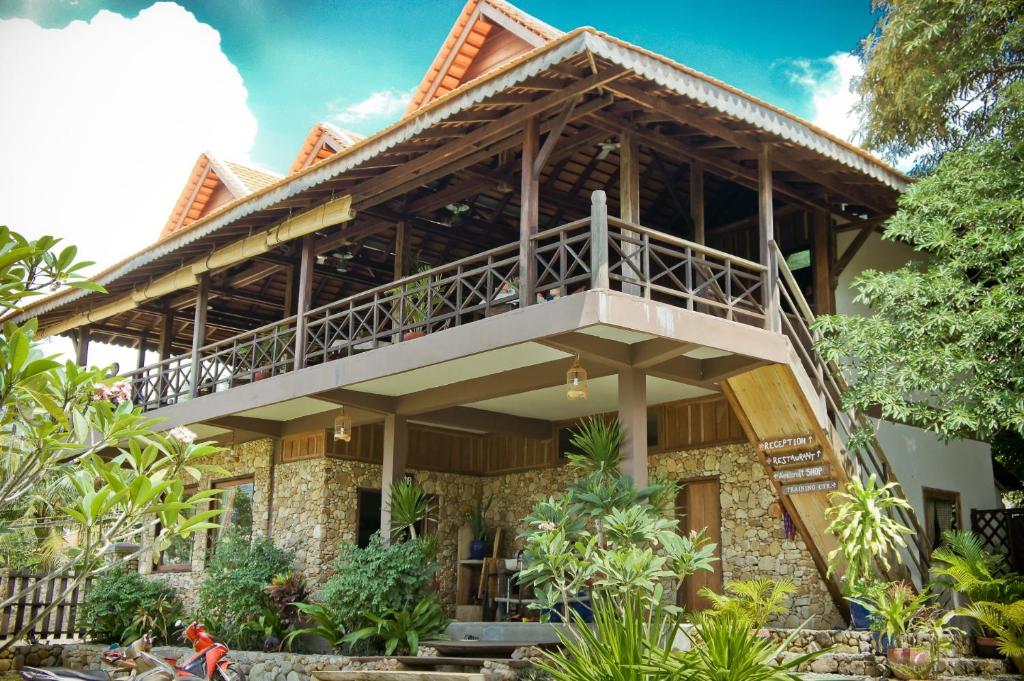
[654,396,745,453]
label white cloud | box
[331,89,411,126]
[0,2,258,271]
[785,52,863,143]
[0,2,258,367]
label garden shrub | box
[320,532,436,634]
[80,569,183,644]
[198,534,293,648]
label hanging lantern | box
[333,407,353,442]
[566,354,589,400]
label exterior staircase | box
[722,241,931,618]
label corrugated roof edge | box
[13,27,906,323]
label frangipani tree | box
[0,225,225,649]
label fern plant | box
[931,530,1024,604]
[959,600,1024,671]
[699,578,796,629]
[825,474,913,594]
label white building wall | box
[833,230,1001,525]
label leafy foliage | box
[824,474,913,594]
[345,594,449,656]
[283,602,349,652]
[699,578,796,630]
[565,416,624,476]
[80,569,182,645]
[319,532,437,634]
[386,478,434,541]
[848,581,932,648]
[931,530,1024,604]
[857,0,1024,163]
[265,571,309,631]
[198,535,293,649]
[959,600,1024,668]
[814,139,1024,441]
[466,495,492,542]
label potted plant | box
[931,529,1024,657]
[393,264,433,340]
[849,581,932,668]
[825,474,914,629]
[887,607,959,680]
[467,496,492,560]
[959,600,1024,672]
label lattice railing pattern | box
[128,354,192,411]
[196,317,297,394]
[971,509,1024,575]
[303,243,519,366]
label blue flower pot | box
[545,594,593,623]
[849,600,872,630]
[469,539,488,560]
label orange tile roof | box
[406,0,561,113]
[159,153,281,240]
[290,123,365,174]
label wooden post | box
[519,117,539,306]
[590,190,610,289]
[380,413,409,542]
[74,327,90,367]
[812,208,834,315]
[283,263,296,317]
[620,131,642,296]
[393,220,408,281]
[617,367,648,488]
[158,311,174,361]
[135,336,147,370]
[758,145,780,332]
[188,274,209,398]
[293,235,315,369]
[690,160,705,245]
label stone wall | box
[482,443,845,628]
[0,643,63,672]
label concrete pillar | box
[380,414,409,541]
[617,367,648,488]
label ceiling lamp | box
[333,407,353,442]
[566,354,589,401]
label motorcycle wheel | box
[217,667,243,681]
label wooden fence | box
[0,572,93,641]
[972,508,1024,575]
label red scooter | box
[173,621,240,681]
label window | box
[208,476,255,553]
[923,487,960,551]
[156,486,196,571]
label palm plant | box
[959,600,1024,671]
[282,602,348,652]
[537,591,681,681]
[566,416,623,476]
[825,474,913,594]
[386,478,434,541]
[931,530,1024,603]
[675,612,829,681]
[345,594,450,655]
[699,578,797,630]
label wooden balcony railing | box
[121,190,773,410]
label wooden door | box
[678,477,723,611]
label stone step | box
[789,652,1014,678]
[313,672,484,681]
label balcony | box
[122,190,771,413]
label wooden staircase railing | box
[770,240,931,588]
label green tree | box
[858,0,1024,164]
[0,225,224,650]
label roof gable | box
[160,153,280,240]
[290,123,365,174]
[407,0,561,114]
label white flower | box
[168,426,197,445]
[538,521,557,532]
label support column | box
[617,367,648,488]
[380,413,409,541]
[74,327,90,367]
[283,263,296,317]
[619,131,642,296]
[590,191,610,289]
[393,220,408,281]
[759,144,780,332]
[690,160,705,245]
[293,234,315,368]
[812,207,835,315]
[188,273,209,398]
[519,117,539,306]
[158,311,174,361]
[135,335,147,370]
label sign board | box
[782,480,838,495]
[767,449,824,468]
[773,464,830,482]
[759,435,816,452]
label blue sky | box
[0,0,877,171]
